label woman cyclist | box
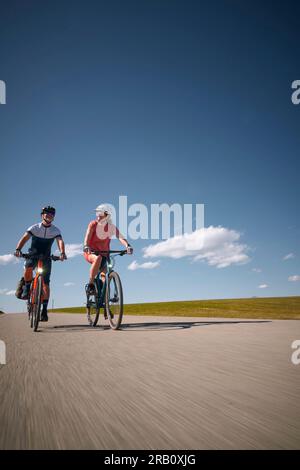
[83,204,133,293]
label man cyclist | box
[83,204,133,294]
[14,206,67,321]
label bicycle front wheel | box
[27,300,33,328]
[105,271,123,330]
[33,277,42,332]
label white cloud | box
[283,253,295,261]
[288,275,300,282]
[5,290,15,296]
[258,284,268,289]
[0,254,19,266]
[128,260,160,271]
[64,244,83,258]
[64,282,75,287]
[0,288,8,294]
[252,268,262,273]
[143,226,250,268]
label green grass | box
[50,296,300,320]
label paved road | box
[0,312,300,449]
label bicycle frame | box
[29,259,45,305]
[86,250,126,328]
[93,253,123,307]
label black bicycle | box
[85,250,127,329]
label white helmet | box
[95,204,111,215]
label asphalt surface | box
[0,312,300,449]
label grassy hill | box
[50,296,300,320]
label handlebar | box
[89,250,127,256]
[19,252,61,261]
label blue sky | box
[0,0,300,312]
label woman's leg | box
[89,255,102,283]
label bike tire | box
[86,303,100,327]
[33,277,42,332]
[105,271,123,330]
[86,282,100,327]
[28,301,33,328]
[28,284,34,328]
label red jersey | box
[87,220,117,252]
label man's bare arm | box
[15,232,31,254]
[56,237,67,260]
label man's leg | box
[41,283,50,320]
[41,261,51,321]
[22,266,33,299]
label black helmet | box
[41,206,56,215]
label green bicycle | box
[85,250,127,329]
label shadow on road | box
[40,324,110,333]
[41,319,271,333]
[120,320,271,331]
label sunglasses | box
[43,212,55,217]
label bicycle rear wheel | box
[86,283,100,327]
[33,277,42,332]
[105,271,123,330]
